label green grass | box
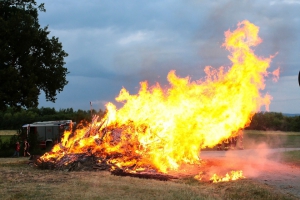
[269,150,300,167]
[243,130,300,149]
[220,180,294,200]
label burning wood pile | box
[35,20,278,182]
[35,117,178,181]
[35,153,176,181]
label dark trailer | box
[22,120,72,149]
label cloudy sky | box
[36,0,300,114]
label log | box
[111,168,178,181]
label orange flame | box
[210,170,245,183]
[41,20,277,173]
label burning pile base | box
[34,153,178,181]
[31,115,248,183]
[32,117,245,182]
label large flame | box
[41,20,277,173]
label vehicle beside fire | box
[22,120,75,149]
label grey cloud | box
[35,0,300,113]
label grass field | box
[0,158,297,200]
[243,130,300,149]
[244,130,300,135]
[0,130,18,143]
[0,130,18,135]
[268,150,300,167]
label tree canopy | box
[0,0,69,110]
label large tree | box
[0,0,69,110]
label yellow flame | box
[40,20,277,173]
[210,170,245,183]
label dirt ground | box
[199,147,300,198]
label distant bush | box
[0,130,45,157]
[0,134,17,157]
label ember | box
[36,20,278,180]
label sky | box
[36,0,300,114]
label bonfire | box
[35,20,279,182]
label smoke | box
[228,143,272,178]
[197,131,292,181]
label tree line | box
[0,107,105,130]
[1,108,300,132]
[246,112,300,132]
